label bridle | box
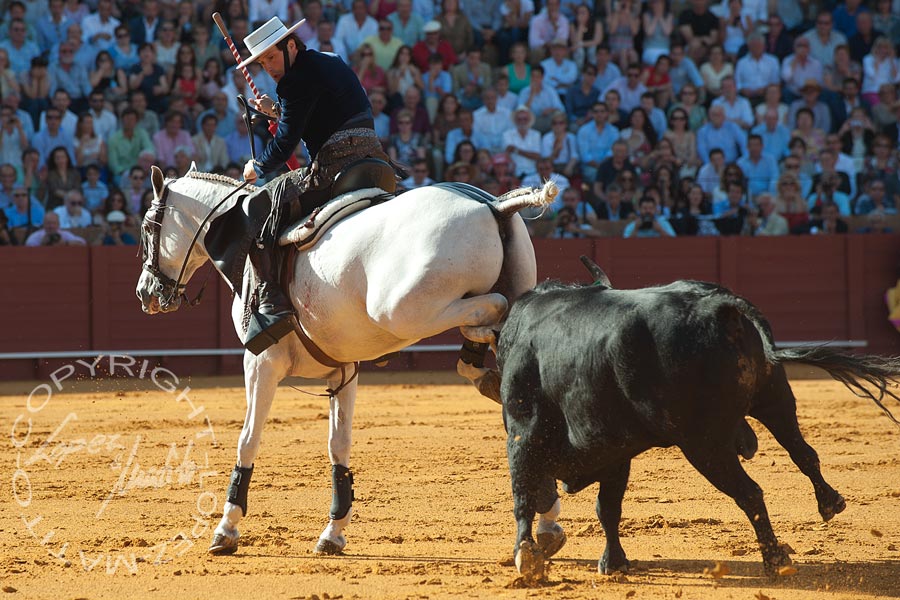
[141,177,249,311]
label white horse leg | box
[314,374,358,555]
[209,351,284,555]
[536,498,567,558]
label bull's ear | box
[579,255,613,288]
[150,166,165,200]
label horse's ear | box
[150,166,165,199]
[189,161,198,173]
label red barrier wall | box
[1,235,898,379]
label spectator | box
[412,20,457,71]
[495,73,519,113]
[0,18,41,73]
[764,14,793,61]
[861,37,900,106]
[32,108,76,168]
[451,47,491,109]
[153,111,194,169]
[49,41,92,111]
[196,91,236,138]
[473,88,511,153]
[697,147,726,193]
[678,0,720,64]
[802,12,847,68]
[855,178,897,215]
[504,42,532,95]
[224,115,261,166]
[570,5,603,69]
[541,40,577,98]
[667,41,704,97]
[20,148,43,202]
[602,63,647,113]
[792,107,827,162]
[80,163,108,212]
[857,208,893,233]
[4,185,44,229]
[782,151,814,197]
[446,160,477,183]
[124,166,148,214]
[0,164,18,208]
[54,188,92,228]
[594,140,637,199]
[39,90,78,140]
[307,20,348,61]
[490,152,520,194]
[849,12,880,64]
[388,0,425,48]
[363,19,403,71]
[711,76,753,130]
[751,108,792,160]
[192,113,229,172]
[528,0,568,63]
[354,43,388,94]
[642,56,674,109]
[74,112,107,170]
[0,49,19,100]
[664,107,701,174]
[699,44,733,99]
[82,0,119,51]
[401,158,435,189]
[0,106,29,169]
[386,45,424,103]
[593,46,622,94]
[540,111,578,177]
[807,170,852,216]
[624,195,676,237]
[101,209,137,245]
[781,37,824,100]
[128,43,170,115]
[193,25,222,74]
[833,0,866,39]
[24,212,85,246]
[565,64,600,127]
[606,0,639,68]
[802,201,849,234]
[422,53,452,117]
[37,0,72,55]
[444,109,487,164]
[547,187,597,238]
[719,0,751,59]
[697,104,746,163]
[503,105,541,177]
[89,54,128,113]
[787,79,832,132]
[711,162,745,204]
[388,109,426,166]
[42,145,81,210]
[743,193,789,235]
[641,0,674,66]
[832,76,868,127]
[518,65,564,132]
[596,183,635,220]
[390,86,430,135]
[522,158,570,207]
[872,0,900,47]
[735,33,781,103]
[496,0,533,65]
[774,171,809,231]
[108,107,154,183]
[620,107,657,164]
[668,83,707,131]
[438,0,474,57]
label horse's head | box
[136,165,209,314]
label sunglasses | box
[69,200,84,206]
[671,115,686,120]
[13,192,27,197]
[379,25,392,30]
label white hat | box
[237,17,306,70]
[423,20,441,33]
[106,210,127,223]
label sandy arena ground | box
[2,370,899,600]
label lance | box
[212,12,301,171]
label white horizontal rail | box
[0,340,868,361]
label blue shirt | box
[751,123,791,160]
[565,82,599,122]
[36,16,71,53]
[593,63,622,95]
[576,121,619,165]
[0,40,41,73]
[669,57,704,94]
[444,127,488,164]
[4,200,45,228]
[737,154,780,198]
[697,121,747,164]
[623,217,676,237]
[82,181,109,212]
[32,130,76,168]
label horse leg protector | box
[330,464,354,520]
[460,339,488,369]
[227,464,254,516]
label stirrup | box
[244,312,295,355]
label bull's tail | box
[775,347,900,426]
[494,181,558,217]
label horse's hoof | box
[208,533,239,555]
[536,524,567,559]
[515,540,545,584]
[820,493,846,522]
[314,537,345,555]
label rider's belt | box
[322,126,378,150]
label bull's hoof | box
[314,536,346,556]
[536,523,567,558]
[208,532,239,555]
[819,493,846,522]
[515,540,545,584]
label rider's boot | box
[243,189,296,356]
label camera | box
[639,214,654,230]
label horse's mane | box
[182,170,242,187]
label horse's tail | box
[494,181,558,216]
[774,346,900,427]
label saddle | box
[278,158,396,250]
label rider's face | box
[257,46,286,81]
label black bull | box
[497,261,900,579]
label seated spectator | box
[422,54,452,117]
[667,40,705,98]
[153,111,194,170]
[791,108,827,163]
[386,45,424,103]
[606,0,639,68]
[678,0,720,64]
[522,158,571,208]
[565,64,600,128]
[390,86,430,136]
[670,182,717,236]
[388,109,427,166]
[307,20,348,61]
[640,92,668,139]
[753,84,789,126]
[123,166,148,214]
[857,208,893,233]
[81,164,108,213]
[602,63,647,113]
[594,140,637,199]
[413,20,458,71]
[32,107,75,169]
[101,210,136,245]
[807,172,852,216]
[872,0,900,47]
[802,12,847,69]
[451,47,491,110]
[191,114,229,173]
[764,15,793,61]
[624,194,676,237]
[667,83,707,131]
[839,108,876,169]
[42,146,81,210]
[25,212,85,246]
[446,160,477,183]
[4,185,44,229]
[369,90,392,146]
[109,25,139,71]
[547,187,599,238]
[781,37,823,100]
[571,8,604,70]
[713,180,748,235]
[363,19,404,71]
[82,0,119,52]
[641,0,674,66]
[593,45,623,94]
[782,152,815,198]
[224,116,262,167]
[697,105,747,164]
[813,146,853,196]
[39,90,78,139]
[787,79,832,132]
[0,18,40,74]
[517,65,564,133]
[354,44,388,95]
[603,88,628,129]
[855,179,897,215]
[743,192,789,235]
[700,45,733,98]
[712,76,754,130]
[735,32,781,104]
[861,37,900,106]
[108,108,154,183]
[438,0,475,57]
[502,105,542,177]
[774,172,809,231]
[489,152,520,194]
[711,162,745,205]
[642,55,674,108]
[98,188,138,228]
[388,0,425,48]
[53,189,92,228]
[664,107,701,174]
[474,88,512,154]
[496,0,532,66]
[48,41,91,112]
[696,147,725,194]
[798,202,849,234]
[540,111,578,177]
[576,101,619,182]
[737,134,779,197]
[616,169,643,206]
[401,158,435,189]
[0,105,28,169]
[130,90,161,136]
[824,45,863,97]
[541,40,577,98]
[619,107,657,165]
[596,183,635,221]
[74,113,107,171]
[128,43,169,115]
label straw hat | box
[446,161,478,180]
[237,17,306,70]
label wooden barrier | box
[0,235,898,378]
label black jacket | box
[256,48,372,175]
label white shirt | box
[334,13,378,56]
[90,108,118,141]
[734,53,781,93]
[712,96,755,129]
[473,105,512,153]
[602,77,647,113]
[540,131,579,164]
[502,127,541,176]
[53,206,93,228]
[81,13,120,49]
[517,85,564,116]
[522,172,570,209]
[497,91,518,113]
[249,0,290,23]
[861,55,900,95]
[539,57,578,94]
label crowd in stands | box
[1,0,899,246]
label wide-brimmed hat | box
[446,161,478,179]
[800,78,821,93]
[423,20,441,33]
[237,17,306,70]
[106,210,127,223]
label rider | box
[219,17,393,355]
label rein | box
[142,178,250,310]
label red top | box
[412,40,458,71]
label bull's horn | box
[579,256,612,288]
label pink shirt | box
[152,129,195,169]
